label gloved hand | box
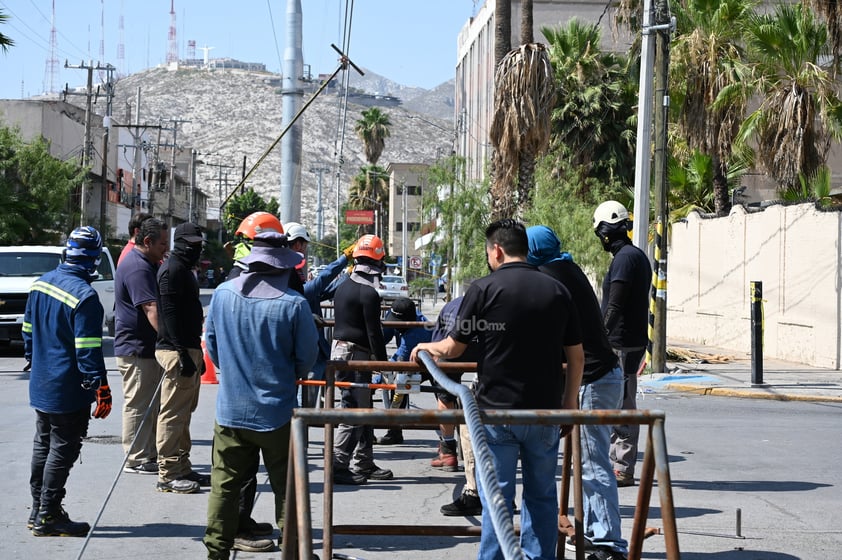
[93,382,112,419]
[179,350,197,377]
[81,374,102,391]
[343,242,356,260]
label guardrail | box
[280,358,680,560]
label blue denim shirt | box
[206,271,319,431]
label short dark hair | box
[485,218,528,258]
[128,212,153,236]
[135,217,167,245]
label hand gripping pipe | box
[415,350,525,560]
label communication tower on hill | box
[166,0,178,64]
[43,0,59,94]
[117,2,126,77]
[187,40,196,60]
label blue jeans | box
[30,407,90,511]
[477,423,560,560]
[580,367,628,553]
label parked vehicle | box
[0,246,116,345]
[377,274,409,302]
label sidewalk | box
[644,340,842,403]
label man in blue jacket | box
[24,226,112,537]
[204,231,318,559]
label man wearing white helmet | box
[593,200,652,489]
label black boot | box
[31,506,90,537]
[377,429,404,445]
[26,501,40,529]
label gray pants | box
[332,341,377,471]
[610,348,645,477]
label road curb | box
[663,383,842,403]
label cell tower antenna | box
[167,0,178,64]
[117,0,126,77]
[98,0,106,82]
[43,0,59,94]
[187,39,196,60]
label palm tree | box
[521,0,534,44]
[347,165,389,236]
[495,0,512,66]
[542,19,637,199]
[803,0,842,77]
[1,9,15,52]
[354,107,391,166]
[489,43,556,220]
[735,3,842,192]
[670,0,755,216]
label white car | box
[377,274,409,302]
[0,245,116,346]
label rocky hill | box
[106,65,454,235]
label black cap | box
[174,222,204,243]
[390,297,416,322]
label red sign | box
[345,210,375,225]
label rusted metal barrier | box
[280,359,680,560]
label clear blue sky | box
[0,0,480,99]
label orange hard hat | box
[235,212,284,239]
[353,234,386,261]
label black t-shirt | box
[332,278,387,361]
[156,254,204,351]
[449,261,582,410]
[601,243,651,349]
[539,259,619,383]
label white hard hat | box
[593,201,630,230]
[283,222,311,243]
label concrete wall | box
[668,202,842,368]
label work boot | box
[430,440,458,471]
[31,506,90,537]
[440,492,482,516]
[233,533,275,552]
[377,429,404,445]
[26,501,40,529]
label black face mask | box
[174,240,203,266]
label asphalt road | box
[1,344,840,559]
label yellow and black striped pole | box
[648,220,668,373]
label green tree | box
[0,9,14,52]
[223,189,279,237]
[347,164,389,237]
[670,0,755,216]
[354,107,391,166]
[0,125,86,244]
[542,19,637,200]
[735,3,842,193]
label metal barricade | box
[280,357,680,560]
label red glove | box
[93,383,112,419]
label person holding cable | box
[411,218,584,560]
[24,226,112,537]
[115,217,169,476]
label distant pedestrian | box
[593,201,652,488]
[115,217,169,476]
[529,224,628,560]
[24,226,112,537]
[331,234,393,485]
[203,231,318,558]
[412,219,584,560]
[155,222,210,494]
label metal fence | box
[280,356,679,560]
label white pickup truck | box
[0,245,116,347]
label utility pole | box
[99,65,115,234]
[202,158,236,242]
[650,0,674,374]
[310,164,331,241]
[632,1,656,252]
[168,118,191,227]
[65,60,111,226]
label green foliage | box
[0,125,86,244]
[422,155,489,285]
[784,166,836,207]
[354,107,392,166]
[223,189,279,239]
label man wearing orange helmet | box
[331,234,393,485]
[227,212,286,280]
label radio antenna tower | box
[98,0,106,82]
[166,0,178,64]
[43,0,59,94]
[117,1,126,77]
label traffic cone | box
[200,337,218,384]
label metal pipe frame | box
[281,359,680,560]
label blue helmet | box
[63,226,103,276]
